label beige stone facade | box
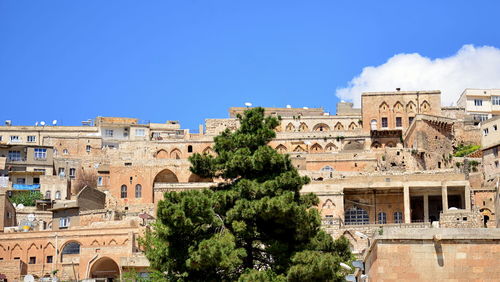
[0,89,496,280]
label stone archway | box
[154,169,179,184]
[90,257,120,280]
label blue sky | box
[1,1,500,130]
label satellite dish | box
[35,121,39,126]
[27,214,36,222]
[24,274,35,282]
[244,102,252,107]
[52,120,58,125]
[303,106,309,109]
[17,204,25,210]
[286,105,292,108]
[345,274,356,282]
[340,262,352,271]
[40,121,46,126]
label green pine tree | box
[142,107,352,281]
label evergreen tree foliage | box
[143,107,352,281]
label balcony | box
[12,184,40,190]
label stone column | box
[465,184,471,210]
[441,184,448,212]
[404,185,411,223]
[423,194,429,223]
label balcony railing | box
[12,184,40,190]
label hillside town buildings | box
[0,88,499,281]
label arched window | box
[45,191,51,200]
[299,123,308,132]
[63,149,69,155]
[378,212,387,224]
[275,144,287,154]
[394,211,403,223]
[55,191,61,200]
[62,242,80,255]
[135,184,142,198]
[345,207,369,225]
[53,149,58,156]
[313,123,330,132]
[370,119,377,130]
[334,122,344,131]
[325,143,338,152]
[121,185,127,198]
[310,143,323,153]
[187,145,193,153]
[285,123,295,132]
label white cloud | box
[336,45,500,107]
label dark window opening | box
[188,145,193,153]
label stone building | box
[0,88,493,280]
[457,88,500,122]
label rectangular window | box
[69,168,76,178]
[16,178,26,184]
[473,114,489,122]
[86,145,91,152]
[135,129,145,136]
[34,148,47,160]
[495,160,499,168]
[27,136,36,143]
[8,150,21,161]
[97,176,103,186]
[474,99,483,106]
[408,116,414,125]
[104,129,114,137]
[492,96,500,106]
[29,257,36,264]
[381,117,388,128]
[58,167,65,177]
[59,217,70,228]
[46,256,53,263]
[493,147,498,157]
[10,136,20,142]
[483,128,489,136]
[395,117,402,127]
[0,136,2,141]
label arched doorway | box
[90,257,120,280]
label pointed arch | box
[379,101,389,112]
[122,238,129,245]
[310,143,323,153]
[109,239,117,246]
[155,149,169,159]
[348,122,357,130]
[27,243,38,251]
[170,148,181,159]
[91,240,100,246]
[285,123,295,132]
[313,123,330,132]
[275,144,287,154]
[322,199,335,209]
[420,100,431,113]
[298,122,309,132]
[293,145,306,152]
[393,101,404,113]
[154,169,179,183]
[325,143,338,152]
[406,101,416,113]
[203,146,215,155]
[333,122,344,131]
